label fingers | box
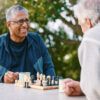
[63,79,81,96]
[64,79,79,88]
[63,78,73,96]
[13,72,19,80]
[64,85,74,96]
[63,78,72,84]
[4,71,19,83]
[4,74,15,83]
[63,78,72,88]
[64,81,75,96]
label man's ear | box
[85,18,93,28]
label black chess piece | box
[40,80,43,86]
[47,78,50,86]
[24,82,30,88]
[30,75,35,83]
[51,76,55,85]
[46,76,51,86]
[54,76,63,85]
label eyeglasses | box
[10,18,30,26]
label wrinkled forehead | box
[11,11,29,20]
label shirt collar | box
[4,32,33,53]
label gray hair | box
[73,0,100,25]
[5,5,29,21]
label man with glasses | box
[0,5,55,83]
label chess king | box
[0,5,55,83]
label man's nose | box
[22,21,30,27]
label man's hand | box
[4,71,19,83]
[63,78,84,96]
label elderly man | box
[0,5,55,83]
[63,0,100,100]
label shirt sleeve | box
[0,65,8,82]
[36,33,56,76]
[78,38,100,100]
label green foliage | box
[0,0,82,80]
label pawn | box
[42,75,47,86]
[40,74,43,81]
[30,75,35,83]
[40,74,43,86]
[47,75,51,86]
[43,75,46,81]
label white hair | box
[73,0,100,25]
[5,5,29,21]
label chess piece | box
[40,74,43,86]
[35,72,42,86]
[37,72,40,80]
[24,82,30,88]
[31,75,35,83]
[42,80,47,86]
[42,75,47,86]
[47,75,51,86]
[59,78,64,92]
[35,79,41,86]
[16,72,31,87]
[54,76,60,85]
[43,75,46,80]
[51,76,55,85]
[40,74,43,80]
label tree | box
[0,0,82,80]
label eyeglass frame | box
[9,18,30,26]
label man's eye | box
[25,19,29,21]
[19,19,24,23]
[18,19,29,23]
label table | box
[0,83,86,100]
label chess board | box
[15,72,60,90]
[30,84,58,90]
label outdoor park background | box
[0,0,83,80]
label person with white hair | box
[0,5,55,83]
[63,0,100,99]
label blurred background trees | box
[0,0,83,80]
